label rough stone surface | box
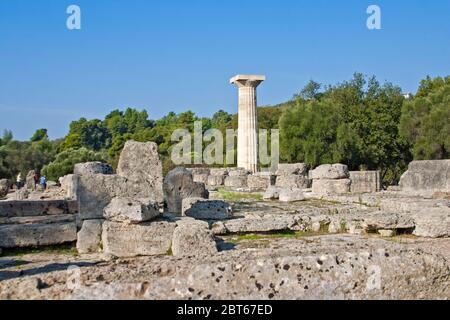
[216,216,295,234]
[275,175,310,189]
[0,199,78,218]
[188,168,211,176]
[0,216,77,248]
[193,174,209,185]
[312,179,351,195]
[14,188,30,200]
[116,140,164,203]
[163,167,209,214]
[0,179,10,198]
[209,168,228,176]
[263,186,281,200]
[59,174,78,199]
[25,170,36,190]
[74,162,113,176]
[399,160,450,194]
[378,229,395,237]
[228,168,250,177]
[77,219,104,254]
[77,174,129,221]
[207,175,225,187]
[247,174,274,190]
[103,197,160,224]
[310,164,350,180]
[350,171,381,193]
[172,219,218,257]
[413,208,450,238]
[276,163,308,176]
[224,176,248,189]
[182,198,232,220]
[279,188,305,202]
[102,220,175,258]
[362,213,415,232]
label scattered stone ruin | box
[0,141,449,300]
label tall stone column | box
[230,75,266,173]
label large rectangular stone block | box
[312,179,351,195]
[224,176,248,188]
[399,160,450,194]
[350,171,381,193]
[182,198,232,220]
[0,216,77,248]
[0,200,79,218]
[102,220,175,258]
[247,174,275,190]
[275,175,310,189]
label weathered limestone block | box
[207,175,225,187]
[279,188,305,202]
[228,168,250,177]
[209,168,228,176]
[182,198,232,220]
[68,237,450,300]
[25,170,36,190]
[172,219,218,257]
[350,171,381,193]
[310,164,350,180]
[0,199,78,218]
[399,160,450,194]
[103,197,160,224]
[224,176,248,188]
[188,168,211,175]
[77,174,129,221]
[263,186,281,200]
[163,167,209,214]
[116,140,164,204]
[378,229,395,237]
[379,198,449,213]
[247,174,275,190]
[14,188,30,200]
[276,163,308,176]
[102,220,175,258]
[275,175,310,189]
[362,213,415,232]
[193,174,209,185]
[0,216,77,248]
[312,179,351,195]
[77,219,104,254]
[74,162,113,175]
[59,174,79,199]
[413,208,449,238]
[215,216,295,234]
[0,179,10,198]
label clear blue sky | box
[1,0,449,140]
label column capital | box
[230,74,266,88]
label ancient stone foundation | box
[399,160,450,195]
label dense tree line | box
[0,74,448,185]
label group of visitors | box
[15,172,47,191]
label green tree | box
[41,148,106,181]
[400,76,450,159]
[30,128,48,142]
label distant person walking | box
[40,175,47,190]
[33,173,40,191]
[16,172,23,190]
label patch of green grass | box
[1,243,78,257]
[218,190,263,202]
